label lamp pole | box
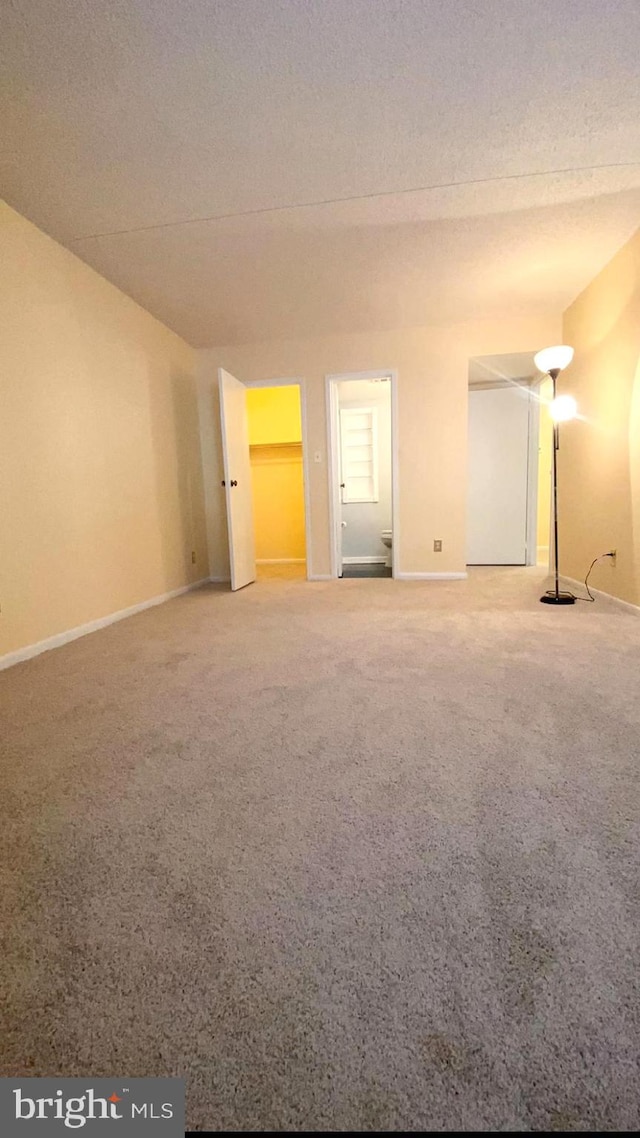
[550,368,561,600]
[540,366,576,606]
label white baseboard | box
[342,556,387,565]
[208,576,231,583]
[256,558,306,565]
[560,575,640,616]
[0,578,211,672]
[394,571,468,581]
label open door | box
[219,368,256,590]
[467,385,531,565]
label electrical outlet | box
[433,539,443,552]
[191,551,196,564]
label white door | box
[467,386,530,565]
[218,368,256,590]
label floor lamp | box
[534,345,578,606]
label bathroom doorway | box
[326,371,398,578]
[244,380,310,578]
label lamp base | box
[540,591,576,605]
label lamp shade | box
[549,394,578,423]
[534,345,574,374]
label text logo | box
[1,1079,184,1136]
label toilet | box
[381,529,392,569]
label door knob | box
[340,482,345,489]
[230,480,238,487]
[221,479,226,486]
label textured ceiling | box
[2,0,640,346]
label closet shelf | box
[249,440,302,449]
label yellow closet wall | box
[246,386,302,445]
[246,387,306,561]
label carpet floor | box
[1,567,639,1131]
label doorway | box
[218,369,311,589]
[467,383,533,565]
[326,371,398,578]
[466,371,555,570]
[245,384,307,578]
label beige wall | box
[560,227,640,606]
[198,313,560,579]
[1,203,208,658]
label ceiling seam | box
[69,160,640,243]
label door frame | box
[243,376,313,580]
[325,369,399,579]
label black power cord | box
[574,551,616,603]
